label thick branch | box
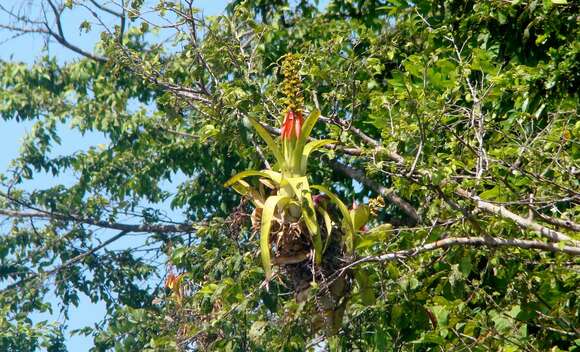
[327,159,420,224]
[348,236,580,269]
[0,208,198,233]
[534,211,580,233]
[455,189,579,245]
[44,25,107,62]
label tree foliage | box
[0,0,579,351]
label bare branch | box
[0,208,199,233]
[318,114,380,147]
[46,0,65,38]
[327,159,420,225]
[0,23,49,34]
[42,0,108,62]
[533,211,580,233]
[0,230,129,294]
[0,1,107,62]
[455,188,579,245]
[88,0,126,42]
[89,0,123,18]
[347,235,580,269]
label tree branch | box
[0,230,129,294]
[533,211,580,233]
[89,0,123,18]
[326,159,420,225]
[0,208,199,233]
[455,188,579,245]
[346,235,580,271]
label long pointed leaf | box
[281,176,309,200]
[317,206,334,252]
[300,139,336,173]
[248,117,284,165]
[260,195,290,280]
[311,185,355,252]
[224,170,282,188]
[300,110,321,143]
[292,110,321,171]
[231,180,265,208]
[302,205,322,263]
[231,179,250,196]
[350,205,370,231]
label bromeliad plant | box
[224,54,369,281]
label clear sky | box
[0,1,230,350]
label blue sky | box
[0,1,229,350]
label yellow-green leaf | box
[260,195,291,279]
[248,117,284,165]
[350,204,370,231]
[281,176,309,200]
[318,207,334,252]
[300,139,336,174]
[300,110,321,142]
[224,170,282,188]
[311,185,355,252]
[231,179,250,195]
[302,205,322,264]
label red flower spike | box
[294,111,303,140]
[280,110,303,141]
[280,110,293,140]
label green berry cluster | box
[281,54,303,114]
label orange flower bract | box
[280,110,303,141]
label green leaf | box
[282,176,323,262]
[292,110,323,172]
[231,180,265,208]
[291,110,320,168]
[479,186,499,200]
[355,237,376,250]
[230,179,250,196]
[509,305,522,319]
[491,310,512,333]
[350,204,370,231]
[431,306,449,327]
[224,170,282,188]
[281,176,309,200]
[260,195,291,279]
[302,205,322,264]
[300,139,336,174]
[248,117,284,165]
[355,269,376,306]
[299,109,321,145]
[317,206,334,252]
[311,185,355,252]
[459,254,473,276]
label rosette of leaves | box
[224,108,375,333]
[225,110,368,277]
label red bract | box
[281,110,303,140]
